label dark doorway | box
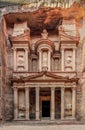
[42,101,50,117]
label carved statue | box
[41,29,48,39]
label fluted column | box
[72,87,76,119]
[51,87,55,120]
[61,49,64,71]
[36,87,40,120]
[14,87,18,120]
[61,87,65,120]
[73,49,76,71]
[13,48,17,71]
[25,87,30,120]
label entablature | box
[13,81,77,89]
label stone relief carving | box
[18,55,24,64]
[17,51,25,71]
[41,29,48,39]
[18,90,25,118]
[65,50,73,71]
[65,56,72,64]
[65,89,72,116]
[42,51,48,71]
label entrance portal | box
[42,101,50,117]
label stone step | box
[3,120,85,126]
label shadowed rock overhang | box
[4,8,63,35]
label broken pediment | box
[9,21,30,42]
[12,71,78,83]
[59,19,79,42]
[59,31,79,41]
[10,31,30,42]
[22,72,67,81]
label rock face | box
[0,3,85,122]
[5,8,62,36]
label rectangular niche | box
[65,88,72,117]
[17,50,25,71]
[18,89,25,119]
[64,49,73,71]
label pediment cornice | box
[12,71,78,83]
[9,30,30,43]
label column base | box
[61,118,64,120]
[51,118,55,121]
[14,118,18,121]
[35,118,40,121]
[36,113,40,121]
[25,118,30,120]
[51,114,55,120]
[61,116,76,120]
[14,118,30,121]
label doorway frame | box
[42,100,50,117]
[40,96,51,118]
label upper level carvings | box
[9,18,78,74]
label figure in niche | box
[65,55,72,65]
[42,51,48,67]
[42,51,48,71]
[18,55,24,65]
[17,54,25,71]
[41,29,48,39]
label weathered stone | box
[0,3,85,123]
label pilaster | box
[36,87,40,120]
[61,87,65,120]
[25,87,30,120]
[51,87,55,120]
[61,49,64,71]
[14,87,18,120]
[72,87,76,119]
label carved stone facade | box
[0,5,85,122]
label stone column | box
[13,48,17,71]
[25,48,28,71]
[14,87,18,120]
[48,51,51,71]
[61,49,64,71]
[25,87,30,120]
[32,59,36,72]
[36,87,40,120]
[39,51,42,71]
[72,87,76,119]
[51,87,55,120]
[73,48,76,71]
[61,87,65,120]
[55,58,59,71]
